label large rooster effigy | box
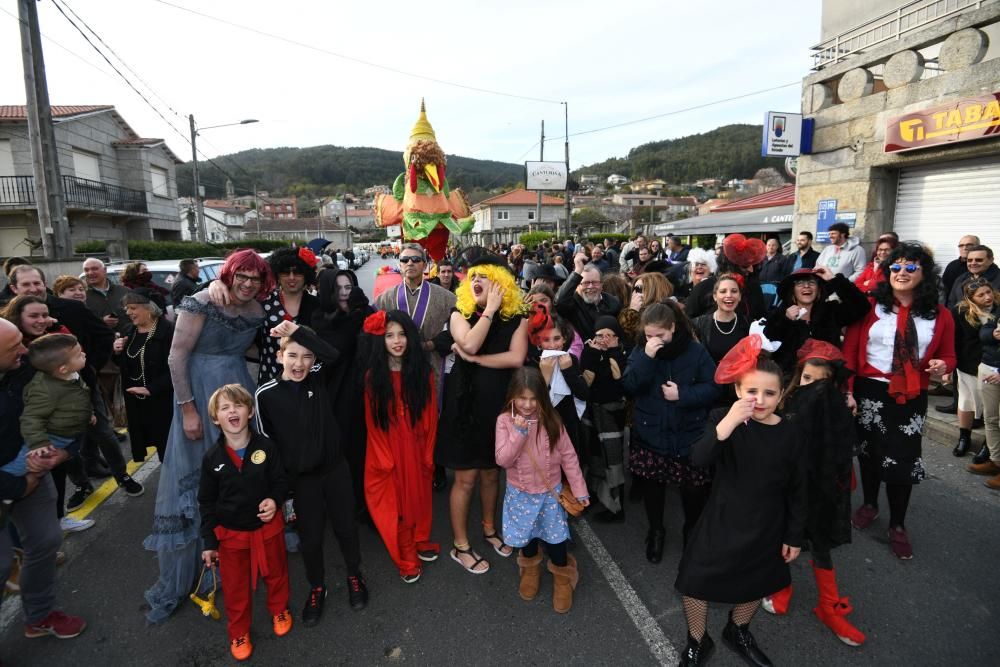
[373,99,474,261]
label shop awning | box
[653,205,794,236]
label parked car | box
[105,258,225,307]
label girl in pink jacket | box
[496,367,589,613]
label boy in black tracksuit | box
[253,321,368,628]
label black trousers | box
[81,387,127,478]
[293,459,362,587]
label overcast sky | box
[0,0,822,169]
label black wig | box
[871,242,941,320]
[361,309,432,430]
[269,247,317,286]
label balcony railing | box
[810,0,989,70]
[0,175,148,215]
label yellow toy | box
[374,99,474,261]
[190,563,221,620]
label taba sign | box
[761,111,813,157]
[525,161,568,191]
[885,92,1000,153]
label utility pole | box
[563,102,571,242]
[537,120,545,238]
[254,182,260,239]
[19,0,71,259]
[189,114,207,242]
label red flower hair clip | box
[797,338,844,363]
[714,334,762,384]
[363,311,387,336]
[528,302,553,347]
[722,234,767,269]
[297,247,319,268]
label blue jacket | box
[622,336,719,458]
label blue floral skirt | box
[502,485,570,547]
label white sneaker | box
[60,516,95,533]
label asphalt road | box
[3,258,997,665]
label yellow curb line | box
[68,446,157,520]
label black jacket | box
[253,326,342,483]
[46,295,114,385]
[198,431,288,549]
[946,264,1000,309]
[0,362,36,501]
[942,257,968,297]
[170,273,200,306]
[951,305,983,375]
[554,271,622,340]
[782,249,820,275]
[115,318,174,397]
[758,254,786,284]
[764,273,870,372]
[685,274,767,321]
[979,306,1000,369]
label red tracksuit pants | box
[215,519,289,640]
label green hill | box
[574,124,783,184]
[177,145,525,199]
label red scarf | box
[887,302,921,404]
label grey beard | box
[580,292,601,305]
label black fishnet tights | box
[683,598,761,640]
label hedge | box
[586,233,631,244]
[74,239,299,261]
[517,231,556,249]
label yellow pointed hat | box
[408,98,437,146]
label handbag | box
[525,440,585,518]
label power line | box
[152,0,563,105]
[544,82,801,143]
[0,5,117,80]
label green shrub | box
[586,233,630,244]
[518,231,556,249]
[74,240,107,254]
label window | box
[496,210,509,221]
[527,210,536,221]
[150,166,169,197]
[638,200,644,206]
[71,150,100,182]
[0,140,13,176]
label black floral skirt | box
[629,440,712,487]
[854,377,927,485]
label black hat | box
[594,314,624,340]
[777,268,829,304]
[643,259,671,275]
[466,253,513,276]
[534,263,565,285]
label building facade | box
[795,0,1000,267]
[0,105,182,256]
[470,189,566,244]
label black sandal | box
[450,544,489,574]
[483,531,513,558]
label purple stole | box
[397,280,431,330]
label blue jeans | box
[0,434,82,477]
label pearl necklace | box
[713,313,738,335]
[125,319,158,399]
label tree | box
[752,167,787,192]
[572,207,606,224]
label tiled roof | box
[710,184,795,212]
[0,105,113,120]
[112,138,166,146]
[476,188,565,207]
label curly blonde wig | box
[455,264,527,320]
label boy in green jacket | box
[1,334,95,478]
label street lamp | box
[188,116,258,242]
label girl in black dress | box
[763,339,865,647]
[675,336,806,667]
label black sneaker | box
[118,474,144,497]
[301,586,326,627]
[347,573,368,611]
[65,486,93,512]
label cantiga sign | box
[885,92,1000,153]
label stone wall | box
[796,4,1000,248]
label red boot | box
[812,562,865,646]
[761,585,793,615]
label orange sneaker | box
[272,609,292,637]
[230,634,252,661]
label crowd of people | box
[0,226,993,664]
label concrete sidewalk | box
[925,390,985,451]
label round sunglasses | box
[889,263,920,274]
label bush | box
[518,231,556,249]
[74,240,107,254]
[75,239,304,261]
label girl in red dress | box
[362,310,439,583]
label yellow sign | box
[886,93,1000,153]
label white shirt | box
[865,305,936,380]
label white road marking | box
[574,518,678,665]
[0,457,161,637]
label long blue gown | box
[142,295,263,623]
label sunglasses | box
[399,256,424,264]
[889,263,920,274]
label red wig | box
[218,248,275,300]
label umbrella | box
[306,238,331,254]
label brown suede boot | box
[547,554,579,613]
[517,552,543,601]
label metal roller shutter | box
[894,155,1000,268]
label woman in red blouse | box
[842,243,956,560]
